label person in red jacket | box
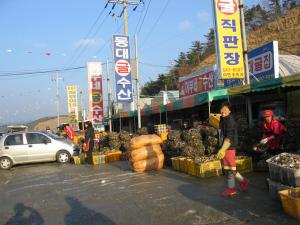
[64,125,75,142]
[260,110,287,154]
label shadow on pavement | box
[65,196,116,225]
[177,182,299,225]
[109,161,132,172]
[6,203,44,225]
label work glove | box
[217,149,226,159]
[260,138,268,145]
[217,138,231,160]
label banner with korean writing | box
[224,41,279,87]
[67,85,79,130]
[113,35,133,103]
[179,65,217,97]
[87,62,104,127]
[213,0,244,79]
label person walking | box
[217,102,249,197]
[84,121,95,165]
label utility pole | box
[134,34,141,129]
[52,72,63,127]
[239,0,253,128]
[123,0,128,35]
[79,87,85,131]
[239,0,250,85]
[106,60,112,132]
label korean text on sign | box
[113,35,133,103]
[213,0,245,79]
[87,62,104,125]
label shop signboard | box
[87,62,104,128]
[212,0,245,79]
[67,85,79,130]
[224,41,279,87]
[179,65,217,97]
[113,35,133,103]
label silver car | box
[0,131,76,169]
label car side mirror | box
[43,139,48,144]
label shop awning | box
[113,73,300,119]
[228,73,300,95]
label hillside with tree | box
[141,1,300,97]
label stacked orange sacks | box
[130,134,164,172]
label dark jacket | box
[219,114,238,150]
[84,125,95,141]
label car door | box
[3,134,28,163]
[25,133,54,162]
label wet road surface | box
[0,161,299,225]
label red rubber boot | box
[222,188,237,197]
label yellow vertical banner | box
[67,85,79,129]
[213,0,245,79]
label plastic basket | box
[178,157,187,173]
[160,133,168,142]
[99,154,106,164]
[79,154,86,164]
[209,113,221,129]
[267,178,291,201]
[171,157,180,171]
[236,156,253,174]
[186,158,196,176]
[105,151,122,163]
[73,156,81,165]
[267,153,300,187]
[92,154,100,165]
[279,187,300,220]
[195,160,222,178]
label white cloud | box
[178,19,192,31]
[73,38,104,47]
[197,11,210,22]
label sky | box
[0,0,261,124]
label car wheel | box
[0,157,13,170]
[56,150,71,163]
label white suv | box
[0,131,76,169]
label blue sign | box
[224,41,279,88]
[113,35,133,103]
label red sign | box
[179,77,198,97]
[179,71,215,97]
[87,62,104,126]
[217,0,237,15]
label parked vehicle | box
[0,131,76,169]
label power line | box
[139,61,172,68]
[136,0,152,34]
[141,0,170,46]
[66,5,107,67]
[0,66,86,77]
[68,14,110,66]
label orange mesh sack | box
[130,134,162,149]
[130,144,163,162]
[132,153,164,173]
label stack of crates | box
[154,124,167,135]
[105,151,122,163]
[266,153,299,202]
[171,157,180,171]
[170,157,222,178]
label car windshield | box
[42,131,63,140]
